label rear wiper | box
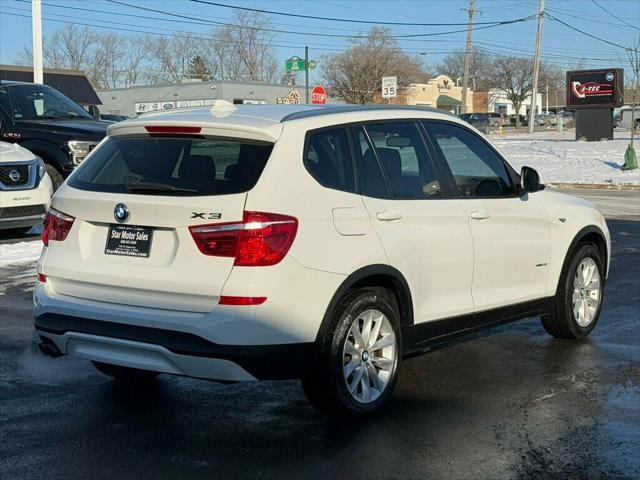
[125,182,198,194]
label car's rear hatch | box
[42,123,278,313]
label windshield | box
[2,84,91,120]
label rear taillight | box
[189,211,298,266]
[42,208,75,246]
[219,296,267,306]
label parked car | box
[509,114,528,127]
[556,110,576,129]
[34,103,610,416]
[0,141,52,235]
[458,113,490,133]
[0,81,108,191]
[487,112,508,127]
[540,112,557,126]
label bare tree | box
[490,55,536,128]
[208,10,278,82]
[147,33,204,84]
[321,27,427,104]
[122,36,151,87]
[436,48,494,91]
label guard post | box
[566,68,624,141]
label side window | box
[360,122,442,199]
[304,128,355,193]
[426,122,515,198]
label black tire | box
[541,243,604,339]
[301,288,401,417]
[45,164,64,191]
[92,361,160,381]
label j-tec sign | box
[566,68,623,109]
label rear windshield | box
[68,137,273,196]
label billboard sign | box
[566,69,623,109]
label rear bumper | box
[35,313,315,381]
[0,213,45,229]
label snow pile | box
[0,241,43,266]
[489,131,640,185]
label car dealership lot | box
[1,208,639,480]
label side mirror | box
[88,105,101,120]
[520,166,544,193]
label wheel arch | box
[314,264,414,346]
[19,139,68,173]
[557,225,608,292]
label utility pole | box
[32,0,43,84]
[461,0,476,114]
[528,0,545,134]
[305,46,309,104]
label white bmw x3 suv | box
[34,102,610,416]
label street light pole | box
[528,0,545,134]
[32,0,43,84]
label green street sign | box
[285,58,317,72]
[286,59,306,72]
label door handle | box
[470,209,491,220]
[376,210,404,222]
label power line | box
[546,13,631,50]
[590,0,640,31]
[1,8,625,66]
[545,6,639,31]
[186,0,521,26]
[106,0,536,39]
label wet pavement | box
[1,219,639,479]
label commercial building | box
[96,80,321,117]
[394,75,473,114]
[473,89,543,116]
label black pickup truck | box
[0,81,108,189]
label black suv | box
[0,81,108,189]
[458,113,490,133]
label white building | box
[487,89,543,116]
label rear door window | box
[304,128,355,193]
[358,122,442,199]
[68,137,273,196]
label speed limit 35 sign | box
[382,76,397,99]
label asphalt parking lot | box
[1,203,639,479]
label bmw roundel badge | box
[114,203,129,223]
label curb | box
[548,183,640,191]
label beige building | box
[395,75,473,113]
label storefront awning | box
[436,94,461,107]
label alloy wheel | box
[342,309,397,404]
[572,257,601,327]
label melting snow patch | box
[488,131,640,185]
[0,241,43,266]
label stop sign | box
[311,85,327,104]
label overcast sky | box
[0,0,638,84]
